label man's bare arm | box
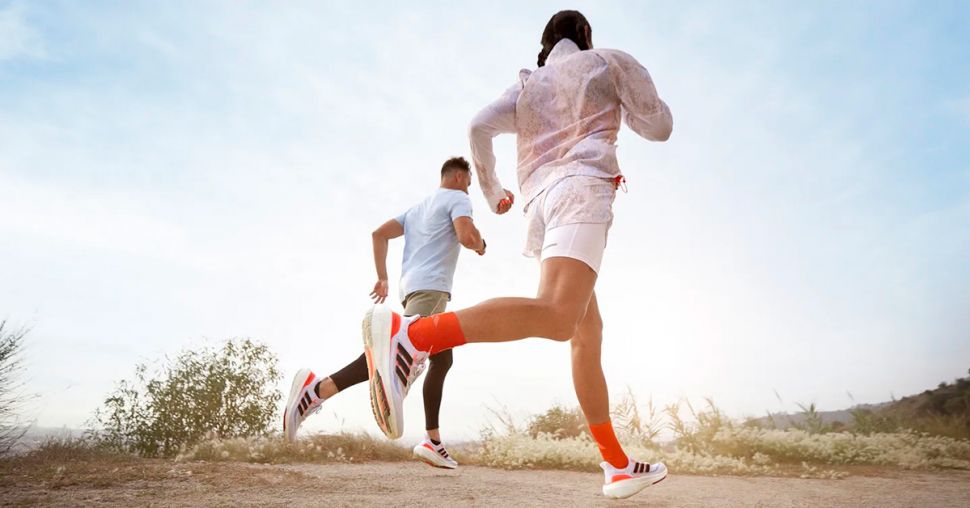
[453,216,485,255]
[370,219,405,303]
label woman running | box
[363,10,672,499]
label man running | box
[284,156,485,469]
[362,10,672,499]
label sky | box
[1,0,968,442]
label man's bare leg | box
[452,257,597,342]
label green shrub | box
[850,407,898,435]
[91,338,281,457]
[526,405,586,440]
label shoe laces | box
[304,399,323,418]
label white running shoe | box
[412,436,458,469]
[362,305,428,439]
[600,459,668,499]
[283,368,323,442]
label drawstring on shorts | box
[612,175,628,193]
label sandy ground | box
[2,459,970,507]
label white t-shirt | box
[395,188,474,302]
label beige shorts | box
[523,175,615,273]
[402,290,449,317]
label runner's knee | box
[428,350,453,373]
[544,306,586,341]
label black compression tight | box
[328,349,453,431]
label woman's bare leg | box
[571,292,610,424]
[401,257,628,467]
[453,256,597,342]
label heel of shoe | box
[362,307,375,348]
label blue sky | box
[1,1,968,440]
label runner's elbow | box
[654,108,673,141]
[644,119,672,142]
[468,119,492,141]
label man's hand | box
[496,189,515,215]
[370,280,389,304]
[475,238,487,256]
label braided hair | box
[537,10,592,67]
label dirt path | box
[3,459,969,507]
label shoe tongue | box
[308,381,323,402]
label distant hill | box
[883,372,970,419]
[877,370,970,438]
[752,369,970,438]
[753,402,890,430]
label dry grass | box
[0,437,140,490]
[463,395,970,479]
[8,422,970,483]
[11,389,970,483]
[467,429,834,478]
[705,426,970,469]
[465,427,970,478]
[178,431,411,464]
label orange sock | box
[588,420,629,469]
[408,312,467,353]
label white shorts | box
[523,175,615,274]
[540,222,609,273]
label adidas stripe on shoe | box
[362,305,428,439]
[283,369,323,442]
[412,436,458,469]
[600,459,667,499]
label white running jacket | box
[469,38,673,213]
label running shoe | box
[283,368,323,442]
[600,459,667,499]
[362,305,428,439]
[412,436,458,469]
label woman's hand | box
[496,189,515,214]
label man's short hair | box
[441,156,471,177]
